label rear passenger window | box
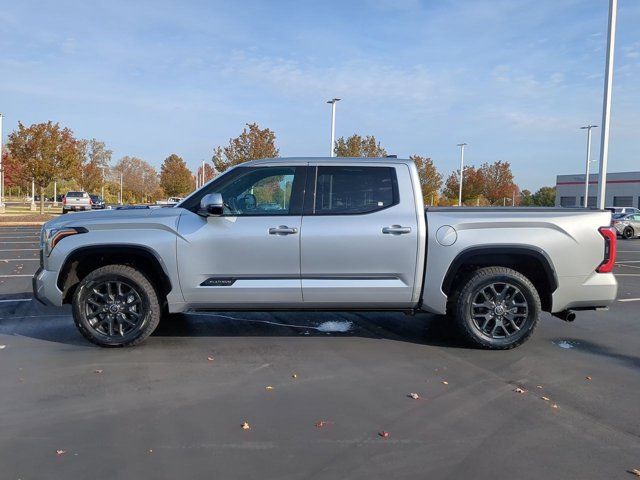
[313,166,398,215]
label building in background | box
[556,171,640,208]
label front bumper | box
[32,267,63,307]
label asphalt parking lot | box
[1,225,639,479]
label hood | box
[43,206,184,230]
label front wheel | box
[452,266,541,349]
[72,264,161,347]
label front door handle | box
[382,225,412,235]
[269,225,298,235]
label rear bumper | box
[551,272,618,313]
[32,267,63,307]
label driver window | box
[218,167,296,216]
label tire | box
[62,210,67,214]
[452,266,541,350]
[623,226,634,239]
[72,264,162,347]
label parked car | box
[62,191,92,213]
[34,157,618,349]
[612,213,640,239]
[606,207,640,215]
[156,197,184,206]
[89,195,106,209]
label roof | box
[240,156,414,167]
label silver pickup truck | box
[33,157,618,349]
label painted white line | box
[618,298,640,302]
[614,274,640,277]
[0,298,31,303]
[615,260,640,263]
[616,251,640,253]
[0,241,39,244]
[615,263,640,270]
[0,259,39,261]
[0,274,33,277]
[0,249,39,252]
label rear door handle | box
[269,225,298,235]
[382,225,412,235]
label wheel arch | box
[442,245,558,312]
[58,244,172,304]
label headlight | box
[42,227,87,257]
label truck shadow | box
[0,308,465,348]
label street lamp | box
[0,113,4,213]
[596,0,618,210]
[327,98,340,157]
[457,143,467,206]
[580,125,598,208]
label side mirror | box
[198,193,224,216]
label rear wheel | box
[452,267,541,349]
[623,226,634,239]
[72,264,161,347]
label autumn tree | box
[6,121,82,213]
[160,154,194,197]
[196,163,216,186]
[212,123,279,172]
[532,186,556,206]
[2,147,28,195]
[441,165,484,204]
[410,155,442,204]
[478,160,517,204]
[112,156,160,204]
[77,139,112,194]
[334,134,387,157]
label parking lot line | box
[0,259,39,261]
[613,273,640,277]
[0,241,39,244]
[615,263,640,270]
[0,274,33,278]
[0,249,39,252]
[0,298,31,303]
[618,298,640,302]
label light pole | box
[119,172,123,205]
[0,113,4,213]
[201,159,206,186]
[100,166,107,200]
[580,125,598,208]
[30,179,36,211]
[327,98,340,157]
[53,181,57,207]
[457,143,467,206]
[597,0,618,210]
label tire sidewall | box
[624,227,634,239]
[458,271,540,349]
[73,270,154,347]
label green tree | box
[334,134,387,157]
[441,165,484,205]
[519,189,534,206]
[212,123,279,172]
[78,139,112,194]
[410,155,442,204]
[532,186,556,206]
[160,154,194,197]
[6,121,82,213]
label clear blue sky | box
[1,0,638,190]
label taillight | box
[597,226,616,273]
[63,197,66,205]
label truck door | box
[300,162,419,307]
[177,165,306,307]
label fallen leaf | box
[292,374,298,379]
[315,420,332,428]
[536,385,543,389]
[148,449,153,454]
[265,386,274,390]
[56,449,66,456]
[207,356,215,362]
[408,393,420,400]
[541,396,550,402]
[586,376,592,381]
[551,404,559,409]
[441,381,448,385]
[627,468,640,477]
[514,387,526,394]
[241,422,251,430]
[94,369,103,374]
[378,431,389,438]
[0,345,6,350]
